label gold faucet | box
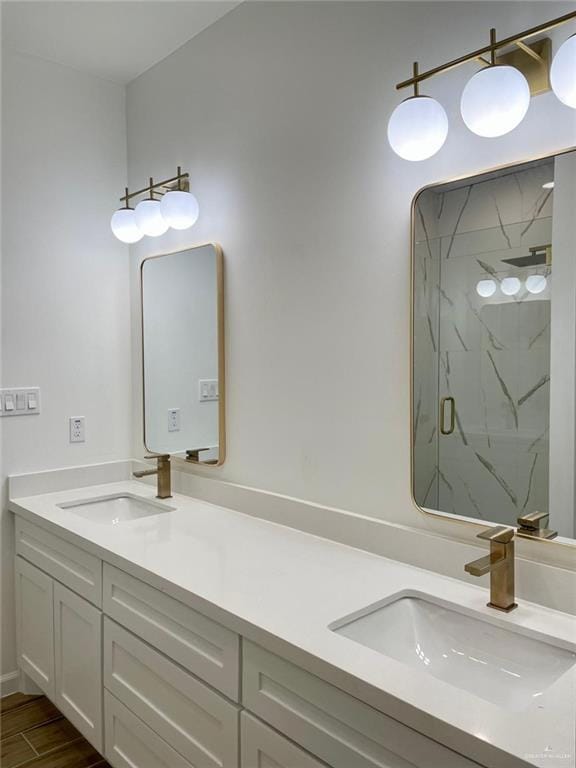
[517,510,557,540]
[464,526,517,612]
[133,454,172,499]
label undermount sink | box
[330,592,576,710]
[58,494,174,525]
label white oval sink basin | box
[331,592,576,710]
[58,494,174,525]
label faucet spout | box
[133,454,172,499]
[464,526,517,612]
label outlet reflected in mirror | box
[141,244,225,465]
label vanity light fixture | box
[460,30,531,138]
[110,196,144,244]
[110,167,199,242]
[389,10,576,160]
[476,279,497,298]
[550,34,576,107]
[387,63,448,161]
[526,274,548,294]
[135,181,170,237]
[500,277,521,296]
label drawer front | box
[103,564,240,700]
[241,713,326,768]
[243,642,481,768]
[15,556,55,697]
[16,517,102,606]
[104,691,192,768]
[104,618,240,768]
[54,582,103,751]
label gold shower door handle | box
[440,396,455,435]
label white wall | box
[127,1,576,529]
[1,51,131,679]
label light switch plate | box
[0,387,40,416]
[199,379,219,402]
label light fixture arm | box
[490,28,497,66]
[413,62,419,97]
[395,9,576,91]
[119,167,190,205]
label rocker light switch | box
[0,388,40,416]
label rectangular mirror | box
[141,243,225,465]
[412,149,576,543]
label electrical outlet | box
[69,417,85,443]
[168,408,180,432]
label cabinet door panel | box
[54,582,103,750]
[243,642,482,768]
[103,564,239,700]
[104,618,239,768]
[104,691,192,768]
[16,517,102,606]
[15,556,54,697]
[241,713,326,768]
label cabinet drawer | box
[103,564,239,700]
[16,517,102,606]
[104,691,192,768]
[104,618,240,768]
[243,642,482,768]
[15,556,55,697]
[241,713,326,768]
[54,582,103,751]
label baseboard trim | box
[1,671,20,697]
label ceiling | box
[2,1,241,84]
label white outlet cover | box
[168,408,181,432]
[69,416,85,443]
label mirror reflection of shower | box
[412,155,574,533]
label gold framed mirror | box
[141,243,225,466]
[411,148,576,545]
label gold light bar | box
[395,9,576,91]
[120,166,189,205]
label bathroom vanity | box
[10,480,576,768]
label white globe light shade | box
[110,208,143,244]
[460,66,530,137]
[501,277,521,296]
[134,199,169,237]
[526,274,548,294]
[387,96,448,161]
[551,35,576,108]
[160,190,199,230]
[476,279,497,298]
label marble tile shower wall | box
[414,162,553,525]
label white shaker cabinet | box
[53,581,103,751]
[15,555,55,697]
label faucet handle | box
[476,525,515,544]
[517,510,548,529]
[144,453,170,461]
[516,510,557,540]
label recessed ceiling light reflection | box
[542,181,555,189]
[501,277,521,296]
[476,279,497,298]
[526,274,548,294]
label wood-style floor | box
[0,694,110,768]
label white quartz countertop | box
[10,481,576,768]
